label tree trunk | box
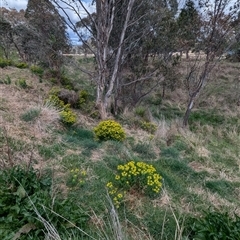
[186,49,189,59]
[104,0,136,112]
[183,96,194,127]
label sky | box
[1,0,95,45]
[1,0,28,11]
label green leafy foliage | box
[0,166,89,239]
[188,211,240,240]
[94,120,126,141]
[0,166,51,238]
[107,161,162,207]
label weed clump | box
[0,75,11,84]
[15,62,28,69]
[16,78,28,89]
[30,65,44,76]
[94,120,126,142]
[45,88,77,126]
[140,121,157,134]
[67,168,87,188]
[20,108,40,122]
[60,106,77,126]
[0,166,89,238]
[78,90,89,107]
[107,161,162,208]
[0,58,12,68]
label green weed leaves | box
[0,166,89,239]
[189,211,240,240]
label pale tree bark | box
[51,0,137,119]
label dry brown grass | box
[0,67,62,142]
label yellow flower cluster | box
[68,168,87,188]
[140,121,157,134]
[106,182,124,208]
[107,161,162,208]
[117,161,162,193]
[45,89,77,126]
[60,106,77,126]
[94,120,126,141]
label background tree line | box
[0,0,240,125]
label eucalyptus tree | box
[0,18,12,59]
[51,0,179,118]
[177,0,201,58]
[24,0,70,71]
[182,0,240,127]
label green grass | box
[205,180,240,202]
[132,142,157,159]
[1,59,240,239]
[151,103,184,120]
[20,108,41,122]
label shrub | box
[135,106,146,118]
[107,161,162,208]
[60,75,73,89]
[94,120,126,142]
[46,93,66,109]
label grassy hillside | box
[0,58,240,239]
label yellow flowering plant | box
[67,168,87,188]
[107,161,162,208]
[60,106,77,126]
[45,89,77,126]
[94,120,126,141]
[140,121,157,134]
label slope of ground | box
[0,59,240,239]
